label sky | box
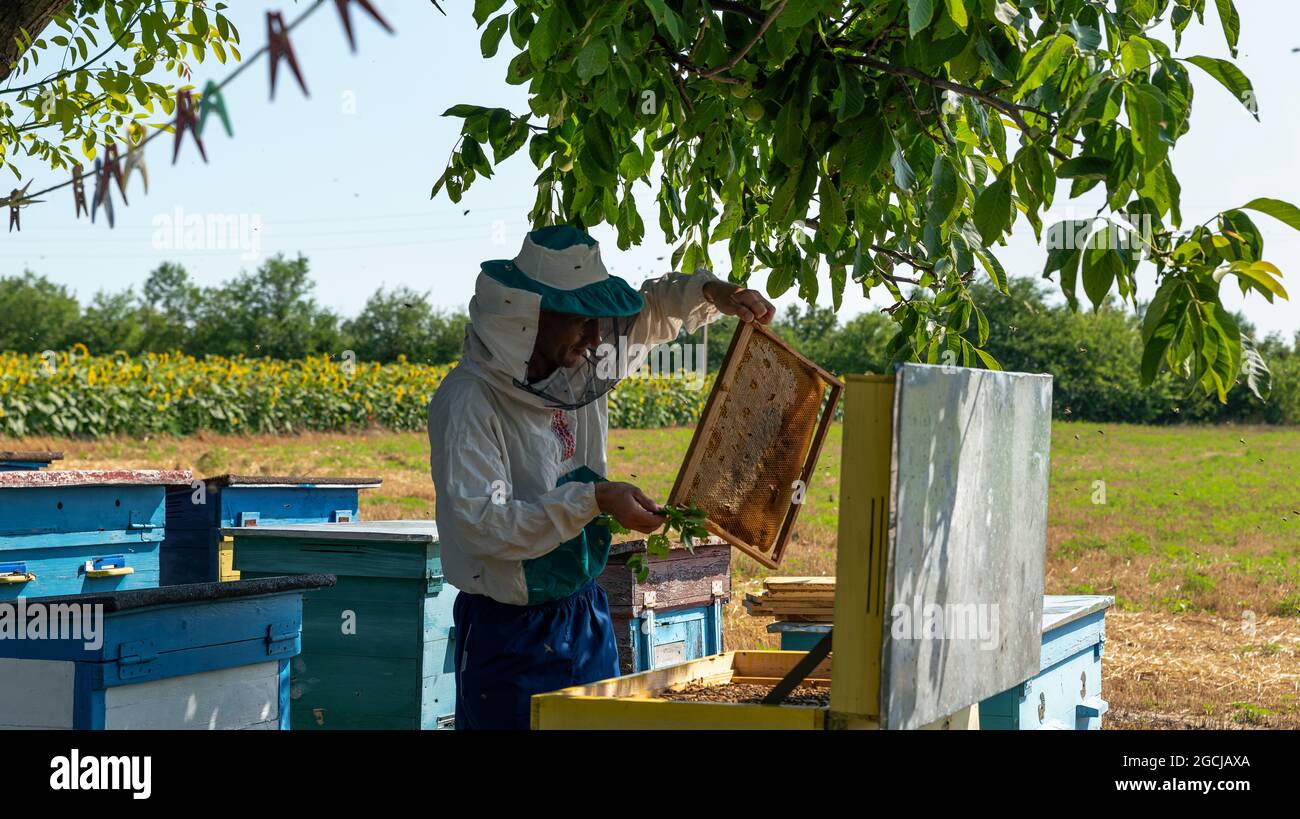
[3,0,1299,339]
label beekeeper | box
[427,224,773,730]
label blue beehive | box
[0,469,190,600]
[978,595,1114,730]
[161,474,382,586]
[0,574,333,729]
[0,450,62,471]
[226,521,457,730]
[596,539,730,673]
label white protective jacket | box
[427,230,721,605]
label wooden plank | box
[103,661,280,730]
[532,696,824,730]
[770,376,841,566]
[0,658,75,729]
[765,577,836,588]
[829,375,894,722]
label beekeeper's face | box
[530,310,602,378]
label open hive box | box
[536,364,1055,730]
[669,322,843,569]
[531,651,832,730]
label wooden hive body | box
[227,521,457,730]
[162,474,381,586]
[597,538,730,673]
[0,470,190,599]
[0,575,328,729]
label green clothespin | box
[198,80,233,137]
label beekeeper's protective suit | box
[428,225,722,730]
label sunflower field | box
[0,348,714,437]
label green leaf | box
[643,0,685,45]
[474,0,508,27]
[944,0,968,31]
[1125,83,1168,168]
[1240,197,1300,232]
[973,172,1013,245]
[1057,156,1111,180]
[575,39,610,82]
[1015,34,1076,99]
[1082,232,1120,309]
[1227,260,1289,303]
[1184,56,1257,121]
[890,140,916,190]
[817,176,847,249]
[1215,0,1240,57]
[908,0,939,37]
[480,14,509,59]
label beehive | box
[669,323,842,568]
[0,575,332,729]
[161,474,382,585]
[0,469,190,599]
[225,521,457,730]
[596,537,730,673]
[0,451,62,471]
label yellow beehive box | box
[531,651,835,730]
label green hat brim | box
[482,260,644,318]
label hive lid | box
[221,519,437,542]
[0,451,63,462]
[0,469,192,488]
[202,474,383,488]
[1041,595,1114,632]
[10,574,337,612]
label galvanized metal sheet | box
[219,519,438,542]
[882,363,1052,729]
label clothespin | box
[2,181,43,232]
[95,143,128,207]
[90,158,116,227]
[267,11,309,99]
[124,127,150,194]
[334,0,394,53]
[71,164,89,219]
[172,89,208,164]
[198,80,234,137]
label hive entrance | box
[669,323,842,569]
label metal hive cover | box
[881,363,1053,729]
[669,323,842,569]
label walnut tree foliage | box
[1,1,241,179]
[437,0,1297,403]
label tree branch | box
[699,0,786,79]
[836,52,1073,162]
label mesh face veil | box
[514,313,641,411]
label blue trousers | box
[452,579,619,730]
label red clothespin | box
[95,143,128,207]
[172,89,209,165]
[334,0,394,52]
[267,11,309,99]
[72,163,89,219]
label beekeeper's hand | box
[595,482,666,534]
[702,281,776,325]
